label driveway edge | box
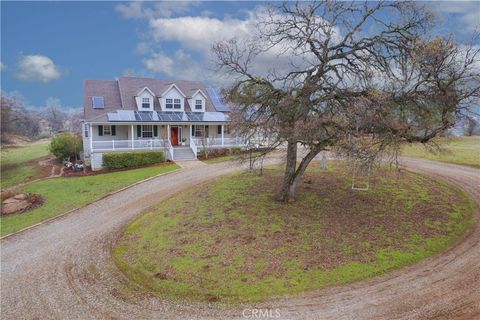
[0,168,181,240]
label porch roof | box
[102,110,229,123]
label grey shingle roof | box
[84,77,219,121]
[84,80,122,120]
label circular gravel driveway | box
[1,157,479,319]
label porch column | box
[131,125,134,150]
[167,124,171,144]
[89,124,93,154]
[221,125,224,146]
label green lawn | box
[0,163,180,236]
[1,140,51,189]
[1,165,38,189]
[1,140,50,166]
[113,163,475,303]
[401,136,480,168]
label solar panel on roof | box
[107,113,119,121]
[107,110,229,123]
[92,96,104,109]
[117,110,135,121]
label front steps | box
[173,147,196,160]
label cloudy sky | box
[1,1,479,109]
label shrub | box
[198,147,245,159]
[102,151,165,170]
[231,147,242,154]
[49,133,83,161]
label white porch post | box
[221,125,224,147]
[89,124,93,154]
[131,125,134,150]
[167,124,171,144]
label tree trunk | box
[277,139,297,202]
[277,144,322,202]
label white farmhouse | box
[82,76,241,169]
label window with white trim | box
[142,97,150,108]
[84,124,89,137]
[142,125,153,138]
[193,125,208,137]
[174,98,181,109]
[193,125,203,137]
[166,98,173,109]
[195,99,202,110]
[103,125,112,135]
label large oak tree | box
[213,1,479,202]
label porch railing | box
[91,139,168,152]
[166,140,174,160]
[190,136,198,157]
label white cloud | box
[149,15,254,53]
[135,42,151,54]
[17,55,62,82]
[116,1,199,19]
[143,51,175,74]
[115,1,145,19]
[121,4,336,83]
[430,2,479,32]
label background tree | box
[1,92,82,144]
[42,105,66,133]
[464,116,479,136]
[1,93,41,143]
[48,133,83,161]
[213,1,479,202]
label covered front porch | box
[85,123,245,160]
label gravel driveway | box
[1,157,479,319]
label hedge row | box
[102,151,165,169]
[197,147,243,159]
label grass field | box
[401,136,480,168]
[113,163,475,303]
[0,163,180,236]
[1,140,51,189]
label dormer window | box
[166,98,173,109]
[195,99,202,110]
[174,98,181,109]
[142,98,150,108]
[135,87,155,111]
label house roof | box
[135,86,156,97]
[116,76,217,112]
[84,80,122,120]
[160,83,186,98]
[84,76,223,121]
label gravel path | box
[1,157,478,319]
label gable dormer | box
[159,83,186,112]
[135,87,155,111]
[188,89,208,112]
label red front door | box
[171,127,179,145]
